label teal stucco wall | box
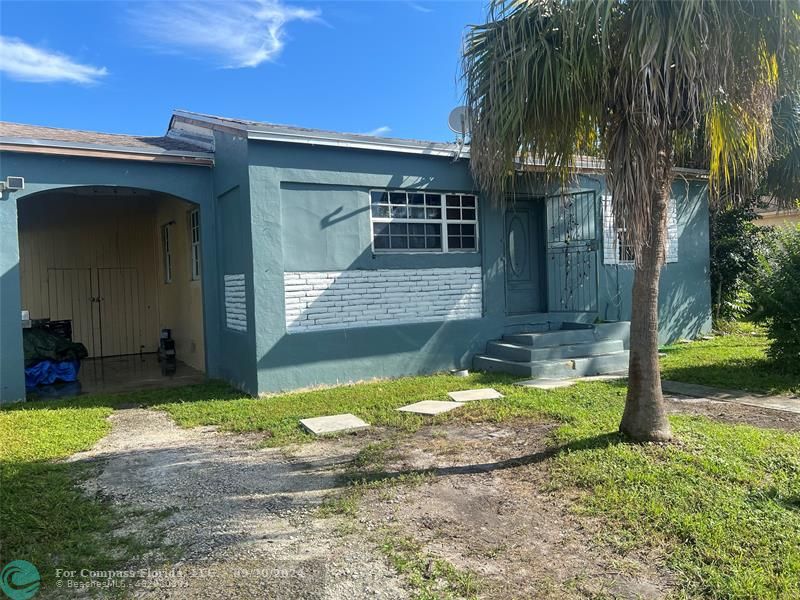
[242,138,712,395]
[0,136,712,403]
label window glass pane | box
[425,194,441,206]
[390,223,408,235]
[371,191,388,204]
[391,236,408,249]
[370,189,477,253]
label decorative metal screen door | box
[545,191,599,313]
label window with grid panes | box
[370,190,478,252]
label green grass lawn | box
[660,328,799,395]
[0,403,143,595]
[2,332,798,598]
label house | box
[754,197,800,228]
[0,111,712,403]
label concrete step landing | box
[474,321,630,380]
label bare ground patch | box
[61,393,798,599]
[359,420,675,600]
[68,409,410,600]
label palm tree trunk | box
[619,165,674,442]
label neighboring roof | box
[170,109,463,159]
[0,121,213,166]
[170,109,708,178]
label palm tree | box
[463,0,800,441]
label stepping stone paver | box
[397,401,463,415]
[300,414,370,435]
[447,388,504,402]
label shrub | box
[709,204,769,323]
[751,223,800,367]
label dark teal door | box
[545,191,599,312]
[505,202,546,314]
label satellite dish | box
[448,106,472,136]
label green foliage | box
[380,532,481,600]
[0,405,147,595]
[763,93,800,205]
[752,223,800,366]
[709,203,770,322]
[661,329,799,395]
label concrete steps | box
[486,339,624,362]
[474,321,630,379]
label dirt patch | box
[665,394,800,431]
[360,420,674,599]
[69,409,409,600]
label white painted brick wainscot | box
[284,267,482,333]
[224,274,248,332]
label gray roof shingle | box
[0,121,209,154]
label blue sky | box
[0,1,485,141]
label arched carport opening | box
[17,185,206,396]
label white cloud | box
[130,0,319,68]
[0,36,108,84]
[362,126,391,137]
[408,2,433,13]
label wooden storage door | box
[96,267,147,357]
[47,268,100,357]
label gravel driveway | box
[69,409,409,599]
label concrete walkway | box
[661,380,800,415]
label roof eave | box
[0,137,214,166]
[170,110,709,178]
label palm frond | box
[463,0,800,261]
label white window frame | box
[161,223,173,283]
[602,194,678,265]
[188,209,201,280]
[368,189,479,254]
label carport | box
[0,123,220,402]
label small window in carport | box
[189,209,201,280]
[162,223,173,283]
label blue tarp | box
[25,360,80,389]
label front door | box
[545,191,599,312]
[504,202,547,314]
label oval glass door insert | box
[508,215,527,277]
